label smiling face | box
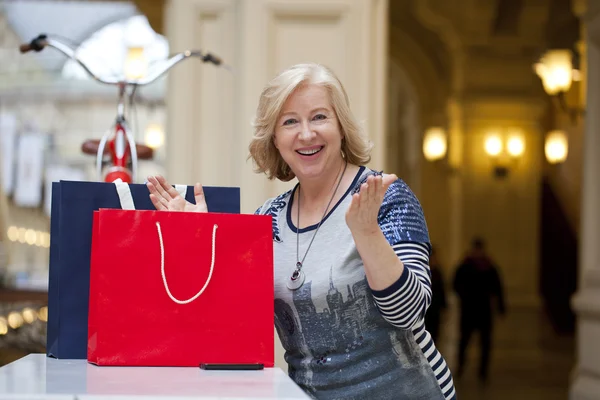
[273,83,344,182]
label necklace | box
[286,160,348,290]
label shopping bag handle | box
[113,179,187,210]
[156,221,218,304]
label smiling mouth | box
[296,146,324,156]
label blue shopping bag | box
[46,180,240,359]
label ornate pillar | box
[570,1,600,398]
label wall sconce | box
[423,127,447,162]
[484,130,525,178]
[534,49,584,123]
[545,130,568,164]
[124,47,147,80]
[484,134,503,157]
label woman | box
[147,63,456,400]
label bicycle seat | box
[81,139,154,160]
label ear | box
[272,133,279,149]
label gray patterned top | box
[256,166,456,400]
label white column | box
[164,0,238,188]
[164,0,389,213]
[570,3,600,399]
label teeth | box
[298,147,321,155]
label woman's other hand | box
[146,175,208,213]
[345,173,397,236]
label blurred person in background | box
[453,237,506,383]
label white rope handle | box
[114,179,135,210]
[156,221,218,305]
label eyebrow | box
[279,107,332,118]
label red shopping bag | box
[87,208,274,367]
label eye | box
[313,114,327,121]
[283,118,297,126]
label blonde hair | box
[248,63,372,181]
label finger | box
[146,181,165,202]
[147,176,167,198]
[380,175,396,202]
[194,183,208,211]
[194,183,205,201]
[382,174,397,189]
[360,183,369,207]
[148,185,169,209]
[149,194,167,211]
[375,175,386,201]
[156,175,180,199]
[367,176,376,200]
[373,175,382,197]
[348,193,360,212]
[359,182,368,194]
[149,176,174,201]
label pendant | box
[286,268,305,290]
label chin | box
[293,165,325,180]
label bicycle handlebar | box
[19,34,225,86]
[19,43,34,53]
[19,34,48,53]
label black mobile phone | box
[199,363,264,370]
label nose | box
[299,121,315,141]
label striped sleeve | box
[372,242,456,399]
[370,178,432,329]
[370,242,432,329]
[412,318,457,399]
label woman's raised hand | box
[146,175,208,213]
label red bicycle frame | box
[95,83,138,183]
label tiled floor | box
[436,300,576,400]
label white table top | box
[0,354,311,400]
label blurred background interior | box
[0,0,598,399]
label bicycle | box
[19,34,224,183]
